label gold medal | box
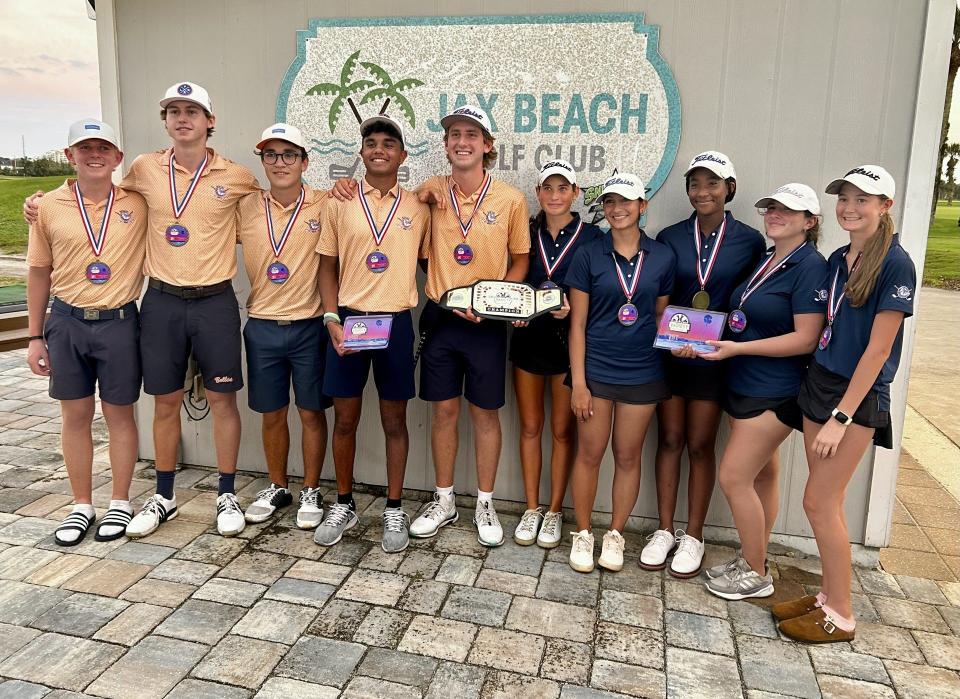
[692,290,710,310]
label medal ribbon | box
[538,220,583,280]
[826,251,863,326]
[611,250,645,302]
[168,152,208,219]
[72,182,114,257]
[264,187,306,258]
[737,242,808,308]
[359,186,402,248]
[692,215,728,291]
[449,173,492,241]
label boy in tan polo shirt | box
[26,119,148,546]
[236,123,331,531]
[316,115,430,553]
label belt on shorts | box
[148,277,232,299]
[51,297,136,321]
[341,307,406,317]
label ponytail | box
[846,211,894,307]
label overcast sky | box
[0,0,99,158]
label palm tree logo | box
[305,50,375,133]
[358,61,424,127]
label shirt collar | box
[600,230,652,256]
[361,177,401,200]
[265,183,313,210]
[161,147,225,173]
[686,210,733,234]
[765,240,817,266]
[55,178,129,204]
[449,172,492,202]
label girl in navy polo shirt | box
[695,183,827,601]
[510,160,602,549]
[565,173,676,574]
[645,151,766,578]
[775,166,915,644]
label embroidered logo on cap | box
[271,128,286,134]
[452,106,486,121]
[604,176,636,188]
[177,83,193,95]
[542,160,573,171]
[84,124,101,131]
[846,167,880,181]
[693,153,726,165]
[774,185,807,199]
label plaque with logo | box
[439,280,563,321]
[653,305,727,354]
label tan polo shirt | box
[316,179,430,313]
[237,185,327,321]
[421,175,529,302]
[121,147,259,286]
[27,179,147,309]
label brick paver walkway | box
[1,348,959,699]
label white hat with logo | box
[67,119,119,149]
[600,173,647,202]
[440,105,493,136]
[359,114,406,149]
[755,183,821,216]
[825,165,896,199]
[538,159,576,185]
[683,150,737,180]
[256,123,307,151]
[160,81,213,112]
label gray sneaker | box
[705,560,774,600]
[704,551,743,580]
[313,502,358,546]
[381,507,410,553]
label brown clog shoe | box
[778,608,855,644]
[770,594,818,621]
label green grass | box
[928,202,960,290]
[0,175,65,254]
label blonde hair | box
[846,211,895,307]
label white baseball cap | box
[600,173,646,202]
[440,105,493,136]
[825,165,896,199]
[683,150,737,180]
[256,123,306,151]
[755,183,821,216]
[359,114,406,149]
[160,82,213,112]
[538,159,576,186]
[67,119,119,149]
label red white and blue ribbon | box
[538,220,583,280]
[826,251,863,326]
[612,250,645,301]
[449,173,492,240]
[168,151,208,219]
[359,186,402,248]
[692,215,728,291]
[72,181,114,257]
[264,187,305,258]
[737,242,808,308]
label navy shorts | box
[139,285,243,395]
[323,309,416,401]
[244,316,332,413]
[419,302,507,410]
[45,299,141,405]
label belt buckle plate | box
[182,286,203,299]
[83,308,100,321]
[277,320,292,326]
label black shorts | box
[419,301,507,410]
[564,373,671,406]
[664,357,726,402]
[797,360,893,449]
[509,316,569,376]
[44,299,141,405]
[324,309,416,401]
[723,391,802,430]
[139,284,243,395]
[244,317,332,413]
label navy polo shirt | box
[526,213,604,291]
[814,234,916,411]
[658,212,766,367]
[726,243,828,398]
[566,231,676,385]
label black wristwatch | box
[831,408,853,426]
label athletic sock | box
[98,500,132,538]
[815,591,827,607]
[156,470,176,500]
[476,490,493,507]
[217,472,236,496]
[337,492,355,509]
[436,485,454,498]
[386,498,402,509]
[74,503,96,518]
[821,604,856,631]
[57,503,95,544]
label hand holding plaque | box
[439,280,563,321]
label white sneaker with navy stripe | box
[217,493,245,537]
[244,483,293,523]
[126,494,178,538]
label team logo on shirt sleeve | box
[117,210,133,224]
[815,289,828,302]
[892,285,913,300]
[307,219,320,232]
[400,216,413,230]
[485,211,498,225]
[213,185,228,199]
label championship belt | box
[439,280,563,321]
